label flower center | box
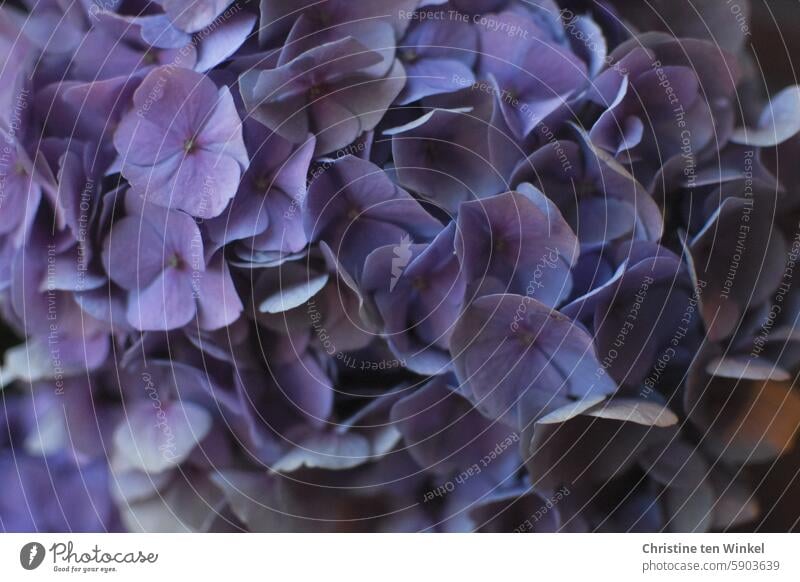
[253,174,270,191]
[167,253,185,270]
[346,207,360,220]
[577,179,595,199]
[183,138,197,154]
[401,49,418,63]
[310,10,331,27]
[424,141,439,158]
[308,85,325,100]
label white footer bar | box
[1,534,797,581]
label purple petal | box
[450,294,617,428]
[113,400,212,473]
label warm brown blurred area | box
[738,444,800,532]
[733,0,800,533]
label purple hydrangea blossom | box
[102,199,242,330]
[114,66,248,219]
[1,0,799,534]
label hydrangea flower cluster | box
[1,0,799,532]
